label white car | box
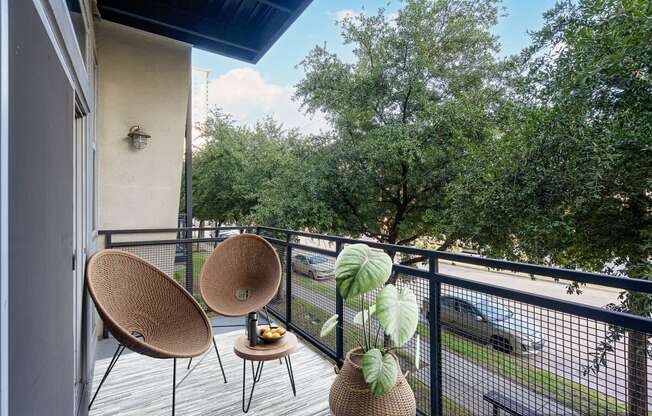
[292,254,334,280]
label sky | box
[192,0,557,135]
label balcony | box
[90,326,335,415]
[93,227,652,416]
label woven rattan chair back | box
[86,249,212,358]
[200,234,282,317]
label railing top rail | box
[109,236,227,247]
[99,226,257,235]
[257,227,652,295]
[101,226,652,295]
[393,264,652,333]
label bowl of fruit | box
[258,325,286,343]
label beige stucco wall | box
[96,20,190,232]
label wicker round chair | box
[200,234,282,317]
[86,249,213,415]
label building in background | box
[191,67,211,146]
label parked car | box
[439,290,545,355]
[214,229,240,238]
[292,254,334,280]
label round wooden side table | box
[233,332,298,413]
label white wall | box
[96,20,190,232]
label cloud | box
[331,9,360,23]
[206,68,329,135]
[330,9,399,25]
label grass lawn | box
[292,272,364,311]
[396,322,632,416]
[289,295,338,351]
[430,326,631,416]
[173,251,210,285]
[173,251,216,315]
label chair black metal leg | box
[172,358,177,416]
[284,355,296,396]
[187,357,192,370]
[212,338,227,383]
[88,344,125,410]
[242,359,263,413]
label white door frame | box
[73,108,85,405]
[0,0,8,414]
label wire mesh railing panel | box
[266,241,287,320]
[439,283,651,416]
[114,241,214,308]
[117,243,178,281]
[290,248,337,352]
[339,283,383,354]
[396,272,433,415]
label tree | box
[192,110,299,227]
[192,111,252,226]
[449,1,651,414]
[286,0,507,254]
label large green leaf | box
[376,284,418,347]
[353,304,376,326]
[320,314,339,338]
[335,244,392,300]
[361,349,398,396]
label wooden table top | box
[233,332,298,361]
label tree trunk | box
[626,329,648,416]
[625,253,650,416]
[626,283,649,416]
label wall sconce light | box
[127,125,151,150]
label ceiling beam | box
[253,0,313,62]
[98,5,260,54]
[255,0,293,14]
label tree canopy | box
[191,111,299,226]
[444,2,651,413]
[256,0,508,249]
[450,0,651,278]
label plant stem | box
[341,324,364,352]
[367,292,372,350]
[361,295,369,351]
[374,325,382,349]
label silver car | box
[440,291,544,355]
[292,254,334,280]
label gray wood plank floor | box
[90,330,336,416]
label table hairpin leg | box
[251,360,263,382]
[242,359,264,413]
[284,355,296,396]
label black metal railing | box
[99,227,652,416]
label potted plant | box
[320,243,419,416]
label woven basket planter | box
[329,348,416,416]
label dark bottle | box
[247,312,258,347]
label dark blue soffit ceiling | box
[97,0,314,63]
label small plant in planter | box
[321,243,420,402]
